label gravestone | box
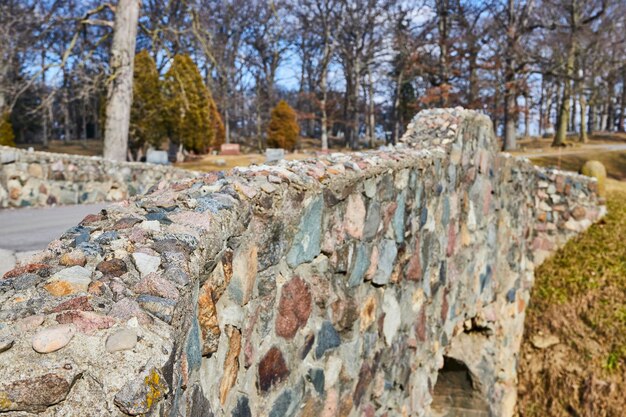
[221,144,240,155]
[265,148,285,163]
[146,149,169,165]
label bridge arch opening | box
[431,356,490,417]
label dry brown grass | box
[517,179,626,417]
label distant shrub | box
[267,100,299,150]
[163,54,219,154]
[0,112,15,147]
[209,96,225,148]
[130,50,166,155]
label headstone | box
[146,149,169,165]
[265,148,285,163]
[221,144,240,155]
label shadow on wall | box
[431,356,490,417]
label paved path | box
[514,143,626,158]
[0,203,109,275]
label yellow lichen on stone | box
[0,392,14,410]
[144,369,162,410]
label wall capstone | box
[0,109,604,416]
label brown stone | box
[51,296,93,313]
[96,259,127,277]
[331,297,358,332]
[80,213,104,225]
[571,206,586,220]
[258,346,289,392]
[405,239,421,281]
[352,363,373,407]
[0,373,74,413]
[59,250,87,267]
[198,281,220,356]
[112,217,142,230]
[301,396,322,417]
[219,326,241,405]
[275,277,312,339]
[360,295,377,332]
[3,263,49,279]
[44,281,75,297]
[415,307,427,342]
[537,212,547,222]
[55,311,115,334]
[9,187,20,200]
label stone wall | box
[0,146,195,208]
[0,109,604,417]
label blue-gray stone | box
[372,240,397,285]
[146,212,172,224]
[95,231,119,244]
[363,201,381,240]
[315,321,341,359]
[195,193,236,213]
[506,288,516,303]
[137,295,176,323]
[347,243,370,288]
[286,195,323,267]
[232,396,251,417]
[186,317,202,371]
[12,273,41,291]
[308,368,325,395]
[77,241,103,257]
[420,207,428,229]
[269,390,293,417]
[393,192,406,243]
[442,197,450,226]
[480,265,493,293]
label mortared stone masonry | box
[0,109,604,416]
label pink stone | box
[133,273,180,300]
[343,194,366,239]
[446,223,456,257]
[55,311,116,334]
[32,324,75,353]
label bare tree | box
[103,0,141,161]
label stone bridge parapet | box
[0,109,604,416]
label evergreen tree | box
[0,113,15,147]
[208,97,225,147]
[267,100,299,150]
[129,50,165,157]
[163,55,214,154]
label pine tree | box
[0,113,15,147]
[129,50,165,156]
[163,55,214,154]
[208,96,225,147]
[267,100,299,150]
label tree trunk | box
[523,91,530,138]
[224,106,230,144]
[606,78,615,131]
[367,69,375,148]
[392,70,404,145]
[103,0,141,161]
[553,40,576,146]
[320,61,329,151]
[617,66,626,132]
[350,61,361,150]
[579,92,588,143]
[63,90,71,142]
